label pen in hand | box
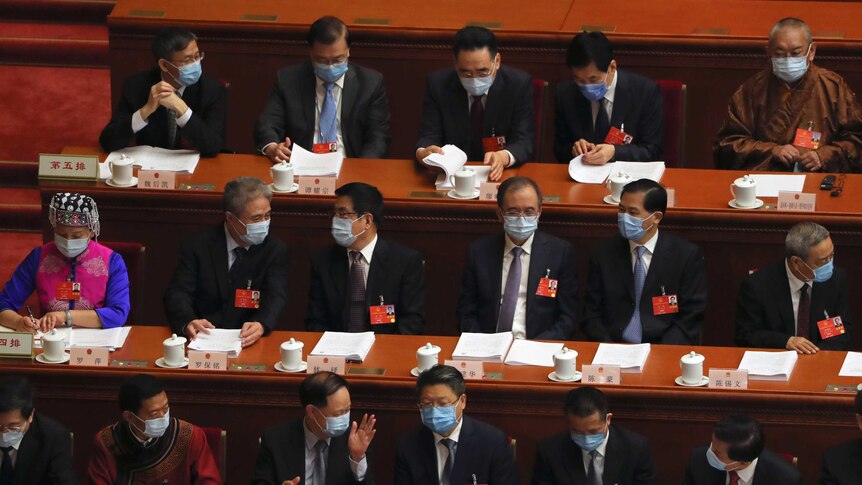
[25,306,38,333]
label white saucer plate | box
[275,361,308,373]
[447,189,480,200]
[603,195,620,205]
[35,353,70,364]
[728,198,764,209]
[548,371,582,383]
[106,177,138,188]
[674,375,710,387]
[270,183,299,194]
[155,357,189,369]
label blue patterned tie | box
[622,246,646,343]
[319,82,337,143]
[441,438,456,485]
[497,247,523,333]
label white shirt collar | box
[348,234,378,265]
[628,228,659,255]
[604,69,619,104]
[734,457,759,482]
[303,418,331,450]
[785,259,808,293]
[503,232,535,255]
[316,73,346,89]
[224,223,243,252]
[433,416,464,445]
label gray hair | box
[785,222,829,259]
[223,176,272,215]
[769,17,812,45]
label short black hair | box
[119,374,165,414]
[335,182,384,227]
[563,387,608,420]
[0,376,34,418]
[151,27,198,61]
[566,31,614,71]
[620,179,667,213]
[417,364,466,397]
[452,26,497,58]
[856,389,862,415]
[307,16,350,47]
[497,176,543,209]
[713,415,765,462]
[300,372,350,408]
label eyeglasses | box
[0,424,24,433]
[502,209,540,218]
[328,210,360,220]
[313,54,349,66]
[170,52,205,67]
[417,395,463,409]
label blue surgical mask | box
[706,445,741,472]
[315,408,351,437]
[314,61,349,83]
[331,216,366,248]
[771,44,810,83]
[233,216,270,246]
[503,215,539,241]
[460,75,494,97]
[578,80,608,102]
[0,430,24,448]
[55,235,89,258]
[172,60,202,87]
[420,399,461,435]
[802,257,834,283]
[617,212,656,241]
[134,410,170,439]
[571,430,606,452]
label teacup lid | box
[681,351,704,364]
[417,342,441,355]
[272,161,293,170]
[43,328,64,341]
[115,154,133,165]
[734,175,756,187]
[281,337,303,350]
[164,333,187,346]
[610,171,632,182]
[554,346,578,359]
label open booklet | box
[289,144,344,177]
[104,146,200,175]
[310,331,376,362]
[738,350,798,381]
[451,333,563,366]
[188,329,242,358]
[422,144,491,189]
[568,156,666,185]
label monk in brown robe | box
[714,17,862,173]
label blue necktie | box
[497,247,523,332]
[622,246,646,343]
[441,438,456,485]
[319,82,337,144]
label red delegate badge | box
[312,142,338,154]
[482,135,506,152]
[535,277,558,298]
[604,126,633,145]
[652,294,679,315]
[817,316,845,340]
[370,304,396,325]
[56,281,81,301]
[793,128,821,149]
[235,289,261,309]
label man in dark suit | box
[554,32,663,164]
[582,179,707,344]
[821,389,862,484]
[458,177,578,340]
[533,387,656,485]
[255,16,390,163]
[306,182,424,334]
[684,415,801,485]
[0,376,75,485]
[253,372,376,485]
[394,365,518,485]
[99,27,226,157]
[736,221,850,353]
[416,26,534,181]
[164,176,289,346]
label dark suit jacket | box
[458,231,579,340]
[582,232,707,345]
[553,70,663,163]
[253,417,373,485]
[305,239,425,335]
[254,61,390,158]
[735,260,852,350]
[822,437,862,485]
[683,446,801,485]
[416,66,535,163]
[394,415,518,485]
[12,412,76,485]
[99,68,227,157]
[164,224,290,335]
[532,425,656,485]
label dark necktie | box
[0,446,13,485]
[469,95,484,160]
[497,247,523,333]
[348,251,366,332]
[623,246,646,343]
[313,439,328,485]
[797,283,811,339]
[728,470,740,485]
[593,99,610,144]
[440,438,456,485]
[586,449,601,485]
[229,247,246,281]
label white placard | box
[708,368,749,389]
[581,364,621,385]
[38,154,99,181]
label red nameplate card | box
[312,142,338,154]
[793,128,821,149]
[299,176,336,196]
[479,182,500,201]
[482,135,507,152]
[708,369,748,390]
[70,347,109,367]
[818,316,845,340]
[188,351,228,371]
[308,355,346,375]
[56,281,81,301]
[137,170,176,190]
[652,295,679,315]
[581,364,621,385]
[535,278,558,298]
[604,126,633,145]
[444,359,484,380]
[370,304,396,325]
[235,289,261,309]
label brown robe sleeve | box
[713,72,782,171]
[815,72,862,173]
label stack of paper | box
[289,144,344,177]
[738,350,798,381]
[503,339,563,367]
[188,329,242,358]
[451,332,514,362]
[612,161,666,183]
[105,146,200,174]
[310,331,376,362]
[567,158,665,184]
[839,352,862,377]
[69,327,132,351]
[591,343,651,373]
[421,145,491,189]
[747,174,806,197]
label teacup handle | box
[108,161,115,176]
[729,184,736,200]
[449,174,457,187]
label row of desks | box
[5,326,860,483]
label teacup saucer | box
[603,195,620,205]
[155,357,189,369]
[411,367,422,377]
[275,361,307,373]
[447,189,480,200]
[728,199,764,209]
[548,371,582,383]
[270,183,298,194]
[35,352,70,364]
[675,375,709,387]
[106,177,138,188]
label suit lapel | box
[775,266,796,335]
[616,237,636,301]
[288,420,307,481]
[560,436,587,483]
[419,426,440,484]
[448,73,470,148]
[330,246,349,331]
[576,92,596,144]
[524,232,548,337]
[609,70,628,130]
[490,234,506,328]
[301,61,317,145]
[341,66,359,154]
[450,417,474,483]
[642,232,668,299]
[211,226,230,298]
[483,69,506,136]
[366,240,388,308]
[13,418,41,485]
[602,427,623,485]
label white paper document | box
[747,174,806,197]
[188,329,242,358]
[69,327,132,351]
[105,146,200,174]
[568,155,613,184]
[612,161,666,183]
[423,144,467,178]
[737,350,798,381]
[591,343,651,373]
[435,166,492,189]
[839,351,862,377]
[289,144,344,177]
[98,163,111,180]
[309,331,376,362]
[503,339,563,367]
[451,332,514,362]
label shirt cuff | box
[505,150,516,167]
[131,110,148,133]
[175,107,193,128]
[260,142,276,156]
[349,455,368,481]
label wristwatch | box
[64,310,72,328]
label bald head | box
[769,17,812,46]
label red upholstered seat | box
[657,80,687,167]
[201,427,227,481]
[777,451,798,467]
[532,78,549,161]
[100,241,145,324]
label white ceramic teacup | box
[449,169,476,197]
[553,347,578,380]
[280,338,304,370]
[271,162,295,191]
[606,172,632,202]
[42,330,65,362]
[163,333,187,366]
[680,351,705,385]
[416,342,441,372]
[730,175,757,207]
[109,155,134,186]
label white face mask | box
[132,410,170,439]
[54,234,89,258]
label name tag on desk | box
[581,364,621,385]
[777,192,816,212]
[479,182,500,201]
[445,360,484,380]
[137,170,176,190]
[298,176,336,196]
[708,369,748,389]
[308,355,346,375]
[70,347,109,367]
[188,351,228,371]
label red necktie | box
[796,283,810,338]
[728,470,740,485]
